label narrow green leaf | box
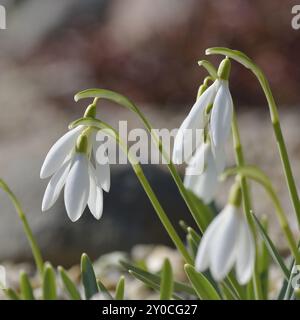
[187,227,201,245]
[253,214,289,280]
[43,263,57,300]
[277,257,295,300]
[97,279,114,300]
[187,234,198,259]
[115,276,125,300]
[184,264,221,300]
[4,288,20,300]
[160,259,173,300]
[20,272,35,300]
[187,227,201,259]
[128,270,182,300]
[0,179,44,276]
[81,253,99,300]
[219,283,237,300]
[186,190,214,231]
[58,266,81,300]
[179,220,189,233]
[283,260,296,300]
[120,260,196,296]
[257,216,270,299]
[225,274,246,300]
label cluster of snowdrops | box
[1,47,299,300]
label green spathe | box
[217,58,231,80]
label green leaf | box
[277,256,295,300]
[187,234,198,259]
[160,259,173,300]
[4,288,20,300]
[58,266,81,300]
[0,179,44,276]
[257,216,270,299]
[179,220,189,233]
[253,214,289,280]
[81,253,99,300]
[43,262,57,300]
[20,272,35,300]
[97,279,114,300]
[283,262,296,300]
[120,260,196,296]
[184,264,221,300]
[187,227,201,245]
[197,60,218,79]
[115,276,125,300]
[128,270,182,300]
[186,190,214,231]
[219,283,237,300]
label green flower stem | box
[231,111,263,299]
[206,47,300,228]
[0,180,44,276]
[70,118,193,264]
[267,185,299,262]
[74,90,206,233]
[122,107,207,233]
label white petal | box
[42,160,71,211]
[184,143,218,204]
[236,219,255,284]
[210,205,240,281]
[210,81,233,148]
[95,159,110,192]
[172,81,218,164]
[211,144,226,174]
[195,211,227,272]
[92,135,111,192]
[40,126,83,179]
[187,80,219,129]
[184,143,207,176]
[172,128,186,164]
[88,165,103,219]
[64,153,90,222]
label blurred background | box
[0,0,300,268]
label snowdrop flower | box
[40,105,110,221]
[184,140,225,204]
[172,58,233,164]
[195,184,255,284]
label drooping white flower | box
[195,204,255,285]
[184,141,225,204]
[172,80,219,165]
[172,58,233,165]
[40,126,110,222]
[210,80,233,148]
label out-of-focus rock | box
[0,164,195,266]
[137,245,185,281]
